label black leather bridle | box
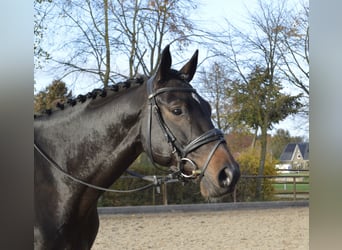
[34,78,226,193]
[146,78,226,181]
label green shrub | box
[234,148,278,201]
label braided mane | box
[34,76,146,119]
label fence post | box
[233,187,237,203]
[152,186,155,205]
[163,182,168,205]
[293,176,297,201]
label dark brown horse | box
[34,45,240,249]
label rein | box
[34,143,159,193]
[146,78,226,180]
[34,77,225,193]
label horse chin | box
[151,152,174,166]
[199,177,234,198]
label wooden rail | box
[236,174,309,202]
[111,170,309,204]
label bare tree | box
[282,2,310,115]
[210,0,307,199]
[277,0,309,110]
[199,62,235,132]
[35,0,198,87]
[108,0,197,77]
[43,0,115,86]
[34,0,53,70]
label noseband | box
[146,78,226,181]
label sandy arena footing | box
[93,203,308,250]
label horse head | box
[142,45,240,198]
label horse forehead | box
[175,92,209,110]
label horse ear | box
[179,49,198,82]
[155,45,172,82]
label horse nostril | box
[218,167,233,188]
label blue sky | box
[193,0,308,139]
[34,0,308,139]
[196,0,258,24]
[35,0,300,92]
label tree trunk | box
[255,125,268,200]
[250,127,258,149]
[103,0,110,87]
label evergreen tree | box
[34,79,70,113]
[230,66,302,199]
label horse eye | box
[172,108,182,116]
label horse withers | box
[34,45,240,249]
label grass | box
[272,172,309,193]
[273,183,310,192]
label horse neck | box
[34,84,147,198]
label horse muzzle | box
[198,148,241,198]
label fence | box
[99,169,309,206]
[234,169,309,202]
